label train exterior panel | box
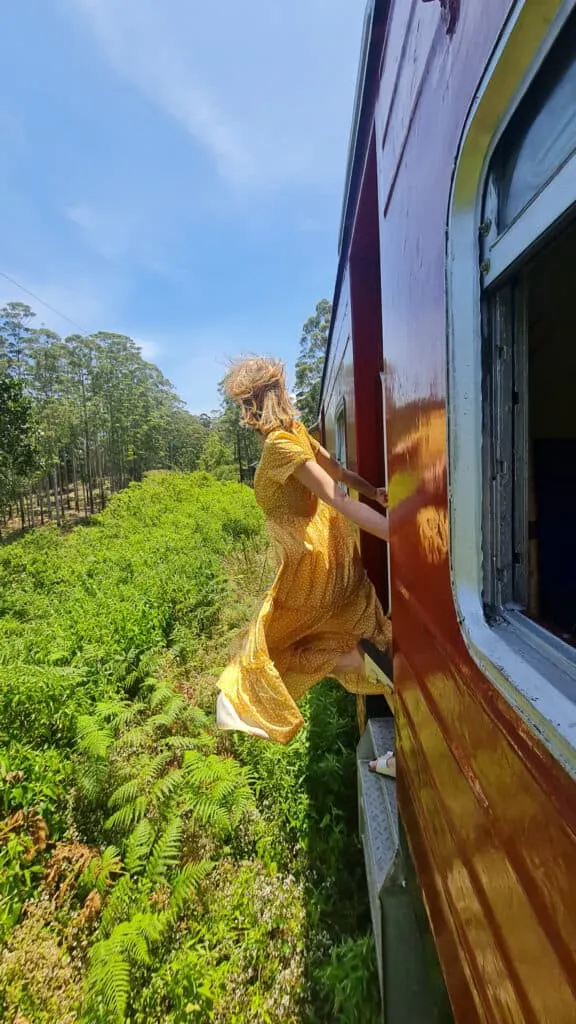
[320,1,576,1020]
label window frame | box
[447,0,576,766]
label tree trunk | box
[72,450,80,512]
[63,456,71,510]
[52,469,62,526]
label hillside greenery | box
[0,471,380,1023]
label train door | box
[349,132,391,615]
[349,132,392,714]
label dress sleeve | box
[264,428,316,485]
[307,432,321,455]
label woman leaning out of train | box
[215,356,396,779]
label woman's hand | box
[375,487,388,509]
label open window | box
[481,7,576,656]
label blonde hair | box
[224,356,297,435]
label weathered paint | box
[320,0,576,1020]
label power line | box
[0,270,88,334]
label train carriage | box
[319,1,576,1020]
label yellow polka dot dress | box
[217,420,392,744]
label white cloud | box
[63,0,363,192]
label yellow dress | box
[217,420,392,744]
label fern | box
[124,819,155,875]
[85,943,131,1022]
[145,817,183,885]
[85,912,165,1021]
[97,846,123,894]
[148,768,185,816]
[93,698,143,724]
[136,750,173,789]
[105,795,147,834]
[107,778,141,811]
[77,718,113,760]
[183,750,255,828]
[107,918,151,965]
[114,721,155,753]
[77,757,110,803]
[80,846,122,897]
[167,859,213,921]
[148,682,177,709]
[99,874,140,936]
[161,733,207,753]
[186,793,230,832]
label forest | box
[0,300,266,535]
[0,296,380,1023]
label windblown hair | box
[224,356,297,435]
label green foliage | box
[294,298,332,427]
[0,474,263,746]
[0,472,380,1024]
[314,934,382,1024]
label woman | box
[216,356,396,777]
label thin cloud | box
[66,203,139,261]
[64,0,362,192]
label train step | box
[357,718,399,998]
[358,718,450,1023]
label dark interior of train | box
[526,219,576,644]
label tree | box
[0,302,35,380]
[199,432,237,482]
[214,385,261,483]
[0,374,37,518]
[294,299,332,427]
[165,409,210,472]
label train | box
[317,0,576,1020]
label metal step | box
[358,718,453,1023]
[354,716,453,1019]
[357,717,400,1000]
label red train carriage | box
[318,1,576,1020]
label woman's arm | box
[294,459,389,542]
[314,444,387,507]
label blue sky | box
[0,0,364,413]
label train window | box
[482,11,576,651]
[449,2,576,748]
[483,224,576,647]
[335,400,348,469]
[481,7,576,290]
[487,13,576,234]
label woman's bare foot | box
[369,752,396,778]
[333,646,365,673]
